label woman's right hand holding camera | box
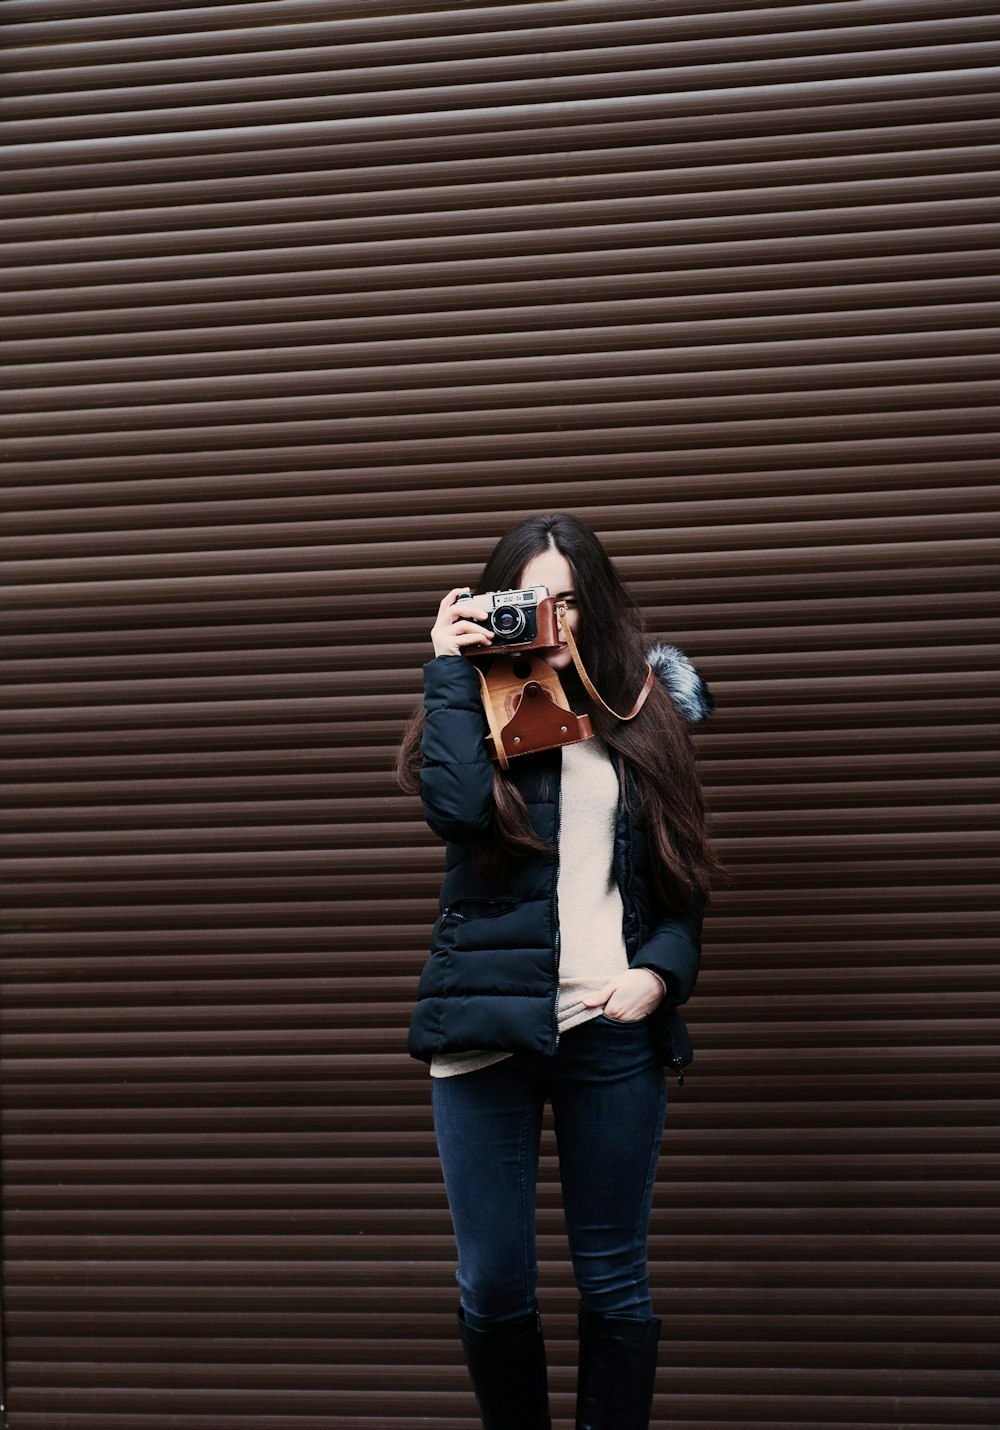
[431,588,496,657]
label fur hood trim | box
[646,642,715,725]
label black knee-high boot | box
[456,1304,552,1429]
[575,1309,662,1429]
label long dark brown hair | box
[393,514,728,911]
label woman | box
[394,514,725,1429]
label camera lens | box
[491,605,526,639]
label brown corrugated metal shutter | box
[2,2,999,1426]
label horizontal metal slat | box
[4,324,1000,405]
[7,90,999,203]
[3,115,1000,231]
[6,61,1000,170]
[2,0,991,44]
[5,35,1000,148]
[5,8,999,97]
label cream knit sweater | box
[430,733,631,1078]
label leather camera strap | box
[470,660,517,770]
[555,600,656,721]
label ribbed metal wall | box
[2,2,999,1426]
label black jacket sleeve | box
[630,899,704,1006]
[420,654,496,843]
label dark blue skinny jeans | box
[431,1011,668,1330]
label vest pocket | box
[435,897,517,932]
[448,897,516,917]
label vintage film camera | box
[457,584,564,654]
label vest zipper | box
[552,766,563,1050]
[623,764,638,947]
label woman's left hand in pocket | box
[582,968,667,1022]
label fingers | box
[439,588,490,621]
[431,589,500,656]
[446,596,493,643]
[452,618,493,646]
[581,980,617,1008]
[441,587,484,614]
